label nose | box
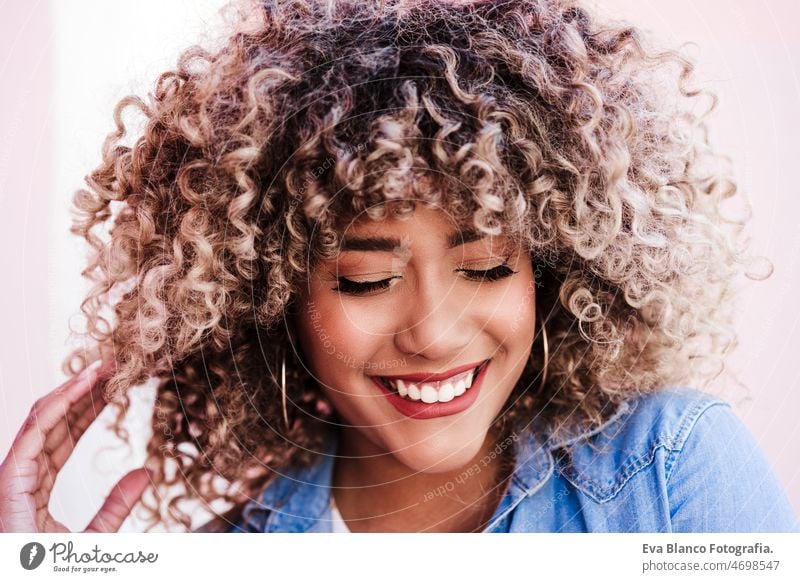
[393,271,473,362]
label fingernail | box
[78,360,102,381]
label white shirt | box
[330,498,351,533]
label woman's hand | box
[0,361,150,532]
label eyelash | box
[332,263,518,296]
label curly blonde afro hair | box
[65,0,765,529]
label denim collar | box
[240,433,339,533]
[240,399,635,532]
[482,398,635,531]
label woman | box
[0,0,797,533]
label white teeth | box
[438,382,455,402]
[396,378,408,397]
[420,385,438,404]
[381,363,485,403]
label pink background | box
[0,1,798,530]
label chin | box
[386,428,491,474]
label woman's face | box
[294,204,536,473]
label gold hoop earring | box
[538,312,550,392]
[280,352,289,431]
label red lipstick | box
[376,360,487,384]
[371,359,491,420]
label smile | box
[376,362,486,403]
[370,359,491,420]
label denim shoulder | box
[550,386,800,532]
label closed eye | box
[457,263,517,282]
[332,262,517,296]
[332,276,399,295]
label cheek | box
[297,299,336,363]
[297,292,385,376]
[507,276,537,337]
[485,262,537,347]
[296,294,394,430]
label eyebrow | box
[339,228,485,252]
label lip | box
[371,359,491,420]
[373,359,487,384]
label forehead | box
[336,204,485,246]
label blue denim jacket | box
[228,386,799,532]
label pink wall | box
[0,3,55,459]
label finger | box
[0,471,38,532]
[48,359,104,395]
[10,383,109,515]
[48,359,110,401]
[43,378,108,460]
[9,361,107,461]
[42,378,106,455]
[11,362,101,447]
[0,456,40,499]
[46,386,110,475]
[31,384,110,504]
[84,468,150,533]
[22,358,115,428]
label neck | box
[331,424,514,532]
